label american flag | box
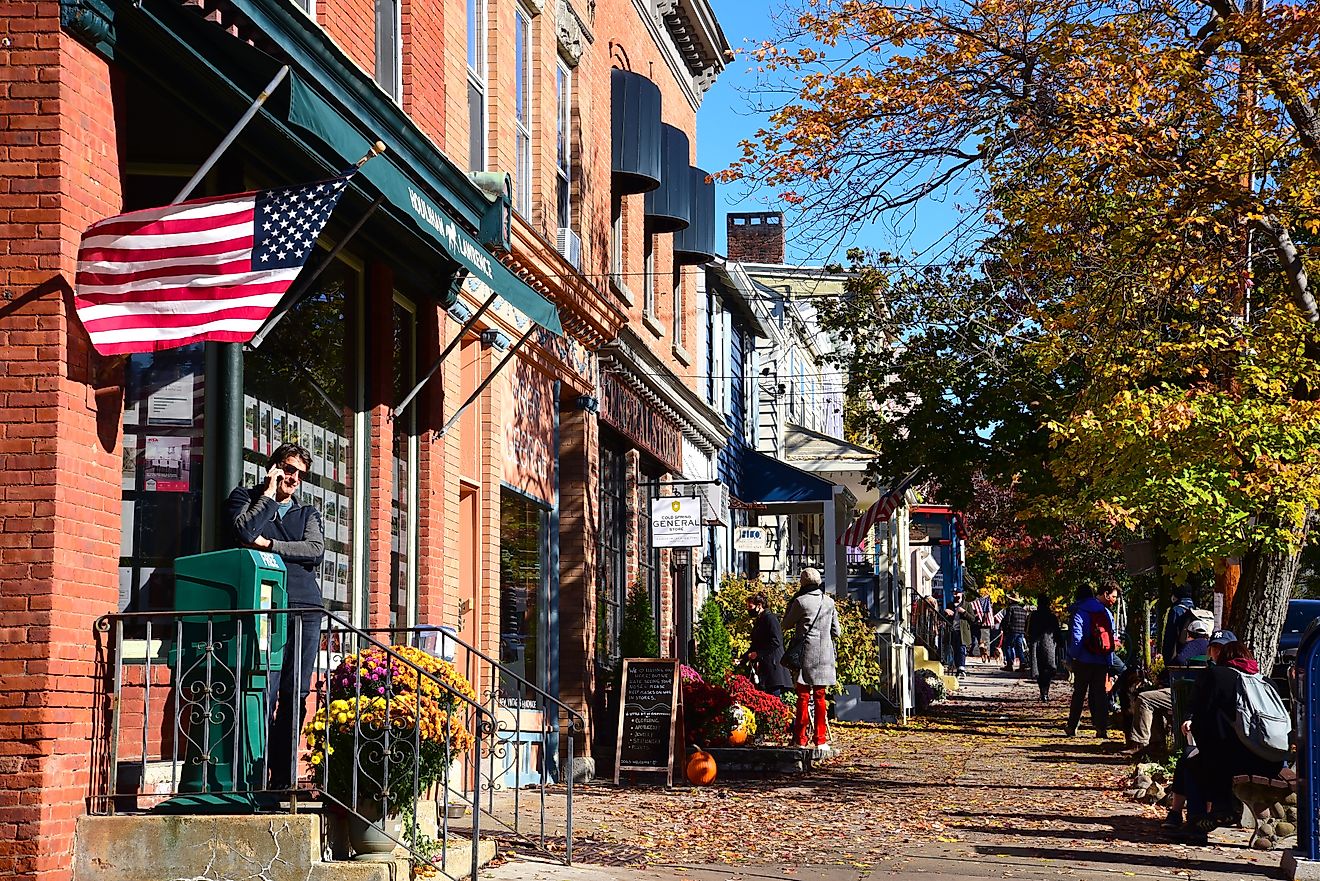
[74,171,356,355]
[838,467,922,547]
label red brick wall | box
[0,17,124,880]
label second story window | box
[555,62,572,231]
[467,0,487,172]
[374,0,401,100]
[610,197,623,286]
[643,234,656,318]
[672,266,684,348]
[514,7,533,217]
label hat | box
[1186,618,1212,638]
[1209,629,1237,646]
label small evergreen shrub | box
[694,596,733,682]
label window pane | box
[119,344,206,618]
[375,0,399,99]
[390,299,415,628]
[515,13,527,125]
[556,65,571,229]
[597,447,626,659]
[468,79,484,173]
[467,0,481,70]
[500,491,545,699]
[243,255,361,614]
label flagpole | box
[173,66,290,205]
[246,194,385,349]
[247,142,387,348]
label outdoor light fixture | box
[699,555,715,585]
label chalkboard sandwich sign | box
[614,658,681,786]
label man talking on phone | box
[226,442,325,792]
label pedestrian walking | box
[946,588,971,677]
[970,591,995,662]
[782,568,840,751]
[1001,595,1030,672]
[1066,581,1120,738]
[743,592,793,695]
[1026,601,1063,700]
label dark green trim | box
[61,0,117,59]
[222,0,493,230]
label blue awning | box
[740,449,835,504]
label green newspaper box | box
[166,549,288,809]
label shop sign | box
[600,373,682,472]
[651,497,702,548]
[733,526,769,552]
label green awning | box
[287,77,562,335]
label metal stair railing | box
[91,608,499,880]
[362,625,585,866]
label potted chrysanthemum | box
[305,645,477,860]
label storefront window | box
[500,490,546,699]
[119,344,206,617]
[637,475,661,641]
[242,254,363,618]
[597,445,627,658]
[391,295,417,628]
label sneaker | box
[1161,809,1183,830]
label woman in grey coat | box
[781,568,840,748]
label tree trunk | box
[1228,520,1312,673]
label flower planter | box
[348,800,402,861]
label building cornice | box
[600,328,729,453]
[629,0,729,110]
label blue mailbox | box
[1295,618,1320,860]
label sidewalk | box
[482,665,1282,881]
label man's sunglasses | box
[280,464,308,478]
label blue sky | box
[694,0,970,266]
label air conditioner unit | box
[556,228,582,269]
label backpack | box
[1230,670,1291,761]
[1177,608,1215,644]
[1081,609,1116,656]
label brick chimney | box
[727,211,784,263]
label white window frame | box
[555,60,572,231]
[374,0,402,101]
[514,6,533,218]
[610,197,623,285]
[643,234,656,317]
[672,265,684,348]
[467,0,488,172]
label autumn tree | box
[728,0,1320,669]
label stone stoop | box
[912,645,958,692]
[704,746,816,777]
[73,813,496,881]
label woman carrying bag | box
[743,591,793,696]
[781,568,840,750]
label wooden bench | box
[1232,768,1299,850]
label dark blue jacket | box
[1069,596,1116,666]
[1162,597,1195,661]
[226,485,325,607]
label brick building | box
[0,0,727,873]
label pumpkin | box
[685,749,717,786]
[726,728,748,747]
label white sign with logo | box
[651,497,702,548]
[733,526,769,552]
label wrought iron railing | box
[362,625,585,865]
[911,595,949,659]
[91,608,507,878]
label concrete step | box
[75,810,496,881]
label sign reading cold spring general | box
[651,497,702,548]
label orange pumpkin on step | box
[726,728,748,747]
[685,749,717,786]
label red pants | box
[793,684,829,746]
